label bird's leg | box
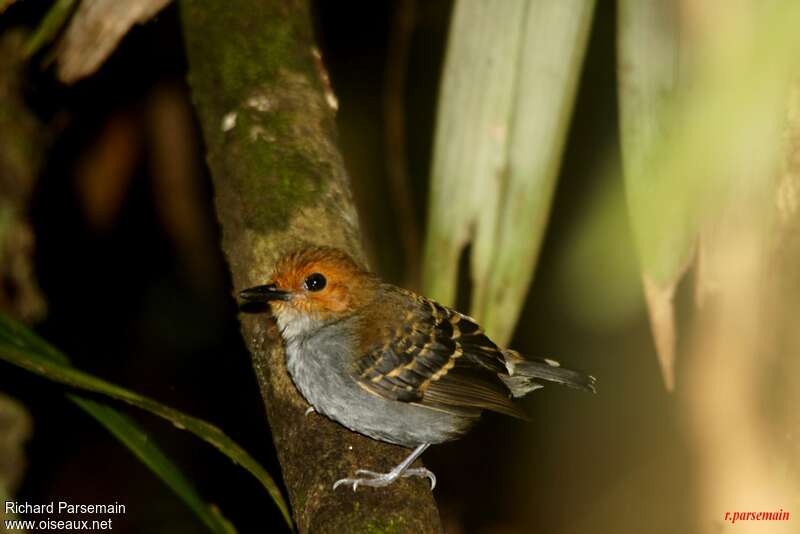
[333,443,435,491]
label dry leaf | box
[57,0,172,84]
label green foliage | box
[617,0,688,288]
[425,0,800,398]
[617,0,685,389]
[0,314,293,532]
[422,0,595,345]
[23,0,77,58]
[69,396,237,534]
[617,0,800,389]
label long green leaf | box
[423,0,527,312]
[23,0,78,58]
[0,314,293,530]
[423,0,595,345]
[69,396,236,534]
[473,0,596,343]
[0,320,238,534]
[617,1,800,391]
[617,0,685,391]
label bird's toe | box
[332,478,361,491]
[333,466,436,491]
[354,469,381,477]
[402,467,436,490]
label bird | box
[239,246,596,491]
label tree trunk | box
[179,2,443,532]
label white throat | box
[273,307,324,341]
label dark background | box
[1,2,690,532]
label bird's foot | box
[333,467,436,492]
[304,406,315,416]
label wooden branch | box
[179,1,443,532]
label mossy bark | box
[179,2,443,532]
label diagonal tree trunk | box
[179,1,443,532]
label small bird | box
[239,246,595,491]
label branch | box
[179,1,443,532]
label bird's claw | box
[332,467,436,491]
[332,477,364,492]
[401,467,437,490]
[304,406,315,416]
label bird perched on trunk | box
[239,246,595,491]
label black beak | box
[238,284,291,302]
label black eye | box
[303,273,327,292]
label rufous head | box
[239,247,377,339]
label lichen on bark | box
[179,1,443,532]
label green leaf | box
[23,0,78,58]
[617,0,800,391]
[422,0,595,345]
[69,395,236,534]
[0,322,238,534]
[0,314,293,531]
[617,0,685,391]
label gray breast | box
[284,321,473,448]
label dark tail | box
[501,350,596,397]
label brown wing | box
[354,289,527,419]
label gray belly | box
[285,330,473,448]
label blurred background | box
[1,1,798,533]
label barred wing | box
[354,291,527,419]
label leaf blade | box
[422,0,529,307]
[617,0,685,390]
[68,395,237,534]
[0,315,292,530]
[472,0,596,344]
[23,0,78,58]
[423,0,595,345]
